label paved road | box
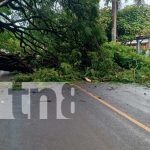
[0,83,150,150]
[0,71,12,81]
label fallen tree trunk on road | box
[0,51,60,73]
[0,51,33,73]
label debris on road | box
[85,77,92,83]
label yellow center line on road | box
[73,84,150,134]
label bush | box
[14,74,33,82]
[101,42,150,84]
[14,69,61,82]
[115,69,135,83]
[14,68,82,83]
[13,42,150,85]
[86,48,116,78]
[70,49,82,68]
[60,63,73,75]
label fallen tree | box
[0,50,59,73]
[0,51,33,73]
[0,0,103,73]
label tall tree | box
[111,0,117,41]
[104,0,119,41]
[103,0,145,42]
[99,4,149,42]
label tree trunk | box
[0,51,60,73]
[0,52,33,73]
[0,0,10,6]
[112,0,117,42]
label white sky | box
[100,0,150,8]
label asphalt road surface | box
[0,82,150,150]
[0,71,12,81]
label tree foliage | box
[118,5,150,41]
[99,4,150,41]
[0,0,105,71]
[0,0,104,54]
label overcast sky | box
[100,0,150,8]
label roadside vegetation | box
[0,1,150,85]
[14,42,150,85]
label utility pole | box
[136,36,142,54]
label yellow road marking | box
[73,84,150,133]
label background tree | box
[118,5,150,41]
[100,5,150,41]
[104,0,118,41]
[103,0,145,41]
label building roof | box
[127,39,149,45]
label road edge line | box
[73,84,150,134]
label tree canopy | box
[0,0,104,51]
[118,5,150,41]
[0,0,106,72]
[99,4,150,41]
